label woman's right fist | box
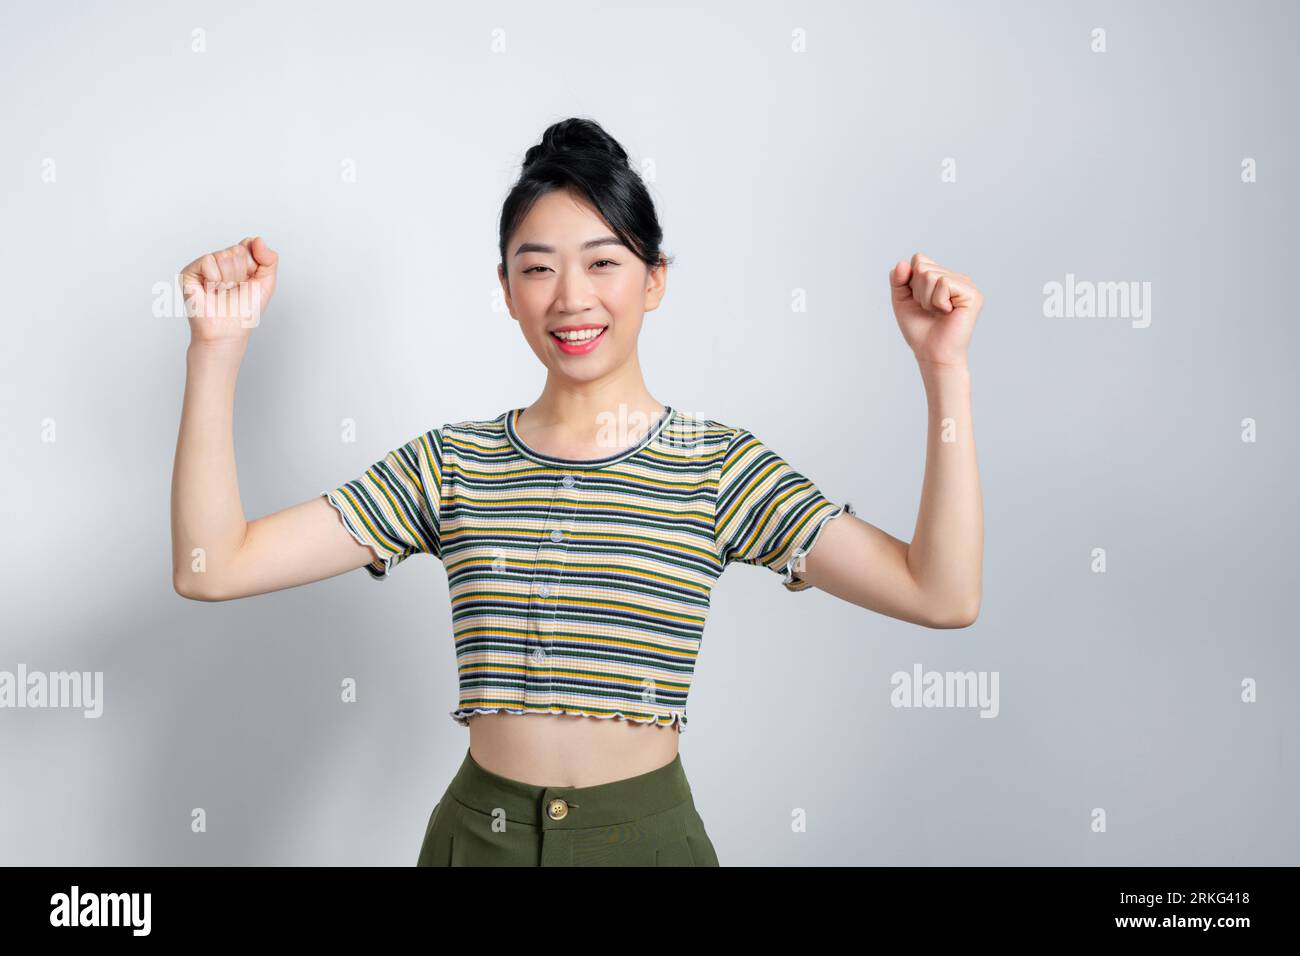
[180,237,278,346]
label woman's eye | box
[524,261,616,274]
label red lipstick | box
[549,323,608,355]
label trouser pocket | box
[416,796,457,866]
[681,801,720,866]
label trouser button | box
[547,798,569,821]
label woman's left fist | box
[889,253,983,370]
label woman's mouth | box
[549,325,608,355]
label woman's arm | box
[170,238,377,602]
[794,254,984,628]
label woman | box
[170,116,984,866]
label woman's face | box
[498,188,666,383]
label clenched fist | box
[890,253,983,371]
[180,237,279,347]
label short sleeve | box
[714,428,854,592]
[321,428,444,580]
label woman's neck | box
[517,388,667,461]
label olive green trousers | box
[417,747,720,866]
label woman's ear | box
[497,262,515,319]
[643,255,668,311]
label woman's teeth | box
[552,327,606,342]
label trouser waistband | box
[448,747,692,829]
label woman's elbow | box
[173,569,229,602]
[924,592,981,629]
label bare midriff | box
[467,711,681,787]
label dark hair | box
[498,117,673,285]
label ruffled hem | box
[449,705,687,733]
[782,500,855,591]
[321,491,394,580]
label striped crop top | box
[321,406,853,733]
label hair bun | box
[523,117,629,170]
[500,116,668,273]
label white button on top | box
[561,475,575,488]
[538,585,550,598]
[532,647,546,663]
[550,529,563,543]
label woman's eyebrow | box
[514,236,623,256]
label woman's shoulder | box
[662,409,737,439]
[447,411,509,429]
[428,410,511,439]
[656,409,757,465]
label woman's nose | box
[555,264,596,311]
